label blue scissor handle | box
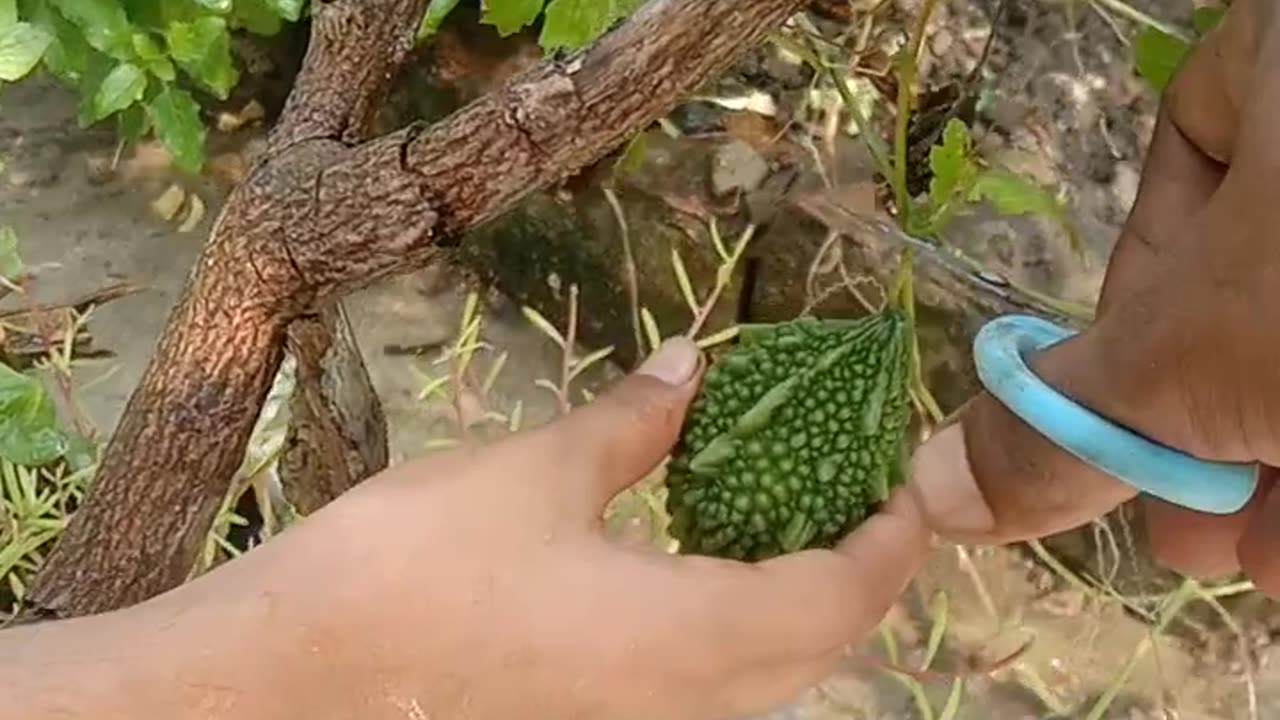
[972,314,1258,515]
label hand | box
[3,337,931,720]
[906,0,1280,593]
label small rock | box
[177,193,206,233]
[151,184,187,222]
[930,28,954,57]
[216,99,266,133]
[1086,143,1117,184]
[986,95,1027,134]
[1033,588,1086,616]
[85,155,116,185]
[764,49,810,89]
[209,152,249,186]
[120,141,174,182]
[1111,163,1140,211]
[710,140,769,197]
[669,101,724,135]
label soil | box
[2,0,1275,718]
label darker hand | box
[908,0,1280,595]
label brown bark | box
[26,0,811,619]
[25,218,298,615]
[268,0,433,526]
[272,0,430,147]
[280,303,388,515]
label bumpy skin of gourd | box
[665,310,912,562]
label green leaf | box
[538,0,613,50]
[230,0,283,35]
[0,423,70,468]
[417,0,461,41]
[165,17,238,99]
[521,306,566,347]
[120,0,177,27]
[193,0,233,12]
[49,0,133,58]
[612,0,645,16]
[969,169,1063,218]
[922,591,949,669]
[639,306,661,355]
[612,130,647,180]
[147,86,206,173]
[1191,6,1224,36]
[670,246,699,314]
[0,226,24,281]
[91,61,146,122]
[0,22,52,81]
[912,117,980,236]
[0,0,17,26]
[970,168,1083,254]
[265,0,303,21]
[61,429,99,473]
[26,2,98,85]
[927,118,979,208]
[132,31,175,81]
[1133,26,1190,93]
[117,101,150,143]
[0,363,69,467]
[74,58,112,127]
[482,0,544,36]
[938,679,966,720]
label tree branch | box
[26,0,809,620]
[283,0,812,301]
[272,0,429,147]
[24,222,297,615]
[271,0,429,521]
[280,303,388,515]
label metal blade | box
[790,191,1096,330]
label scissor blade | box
[790,191,1095,330]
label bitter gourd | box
[665,308,913,561]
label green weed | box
[2,0,639,174]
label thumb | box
[536,336,703,512]
[906,329,1138,545]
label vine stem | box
[888,0,946,425]
[1084,579,1199,720]
[685,223,757,340]
[1090,0,1191,41]
[891,0,939,227]
[603,188,644,366]
[558,284,579,417]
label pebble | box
[1111,163,1140,211]
[930,28,954,57]
[710,140,769,197]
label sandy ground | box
[4,0,1279,717]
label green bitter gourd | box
[665,308,914,561]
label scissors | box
[973,315,1258,515]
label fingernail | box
[908,424,996,535]
[637,336,700,386]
